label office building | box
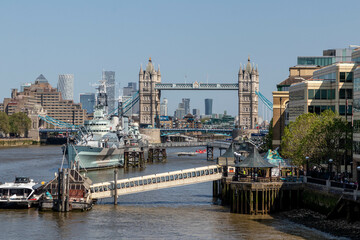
[57,74,74,101]
[288,62,354,121]
[182,98,190,114]
[120,82,138,116]
[103,71,115,115]
[160,98,168,116]
[205,98,213,115]
[1,74,86,126]
[80,93,96,114]
[192,108,200,117]
[272,65,320,148]
[297,47,354,67]
[20,83,32,92]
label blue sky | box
[1,0,359,118]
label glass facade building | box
[297,56,334,66]
[57,74,74,101]
[80,93,96,114]
[205,98,213,115]
[298,47,354,67]
[102,71,115,115]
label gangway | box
[90,165,222,199]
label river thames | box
[0,145,344,240]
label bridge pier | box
[114,169,118,205]
[217,181,303,215]
[207,146,214,161]
[147,148,167,163]
[124,150,145,170]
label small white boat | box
[176,152,198,156]
[0,177,41,208]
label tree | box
[281,110,351,171]
[281,112,317,167]
[308,110,351,171]
[9,112,31,137]
[0,112,10,136]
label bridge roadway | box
[148,141,231,149]
[90,165,222,199]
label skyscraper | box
[182,98,190,114]
[205,98,213,115]
[102,71,115,114]
[80,93,96,114]
[192,108,200,117]
[121,82,138,116]
[57,74,74,100]
[160,98,168,116]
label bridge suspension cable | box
[38,115,80,129]
[255,90,273,123]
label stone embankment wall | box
[140,129,161,144]
[0,138,39,147]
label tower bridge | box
[139,57,267,130]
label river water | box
[0,145,344,240]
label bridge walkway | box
[148,141,230,149]
[90,165,222,199]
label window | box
[321,89,327,99]
[339,105,352,115]
[328,89,335,99]
[308,89,314,99]
[340,72,346,82]
[346,72,353,82]
[315,90,320,99]
[339,89,352,99]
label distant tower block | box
[58,74,74,100]
[139,58,161,127]
[103,71,116,115]
[238,57,259,129]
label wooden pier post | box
[114,169,118,205]
[250,191,253,214]
[240,189,244,214]
[124,152,129,171]
[262,189,265,214]
[245,190,248,214]
[255,189,258,214]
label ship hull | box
[66,144,124,170]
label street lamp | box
[328,159,333,180]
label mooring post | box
[124,151,129,171]
[57,168,61,211]
[65,168,70,212]
[114,169,118,205]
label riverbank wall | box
[215,177,360,222]
[0,138,40,147]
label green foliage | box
[0,112,10,135]
[281,110,350,168]
[9,112,31,137]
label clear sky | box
[1,0,359,118]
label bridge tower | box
[139,58,161,128]
[238,57,259,129]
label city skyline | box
[1,1,359,116]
